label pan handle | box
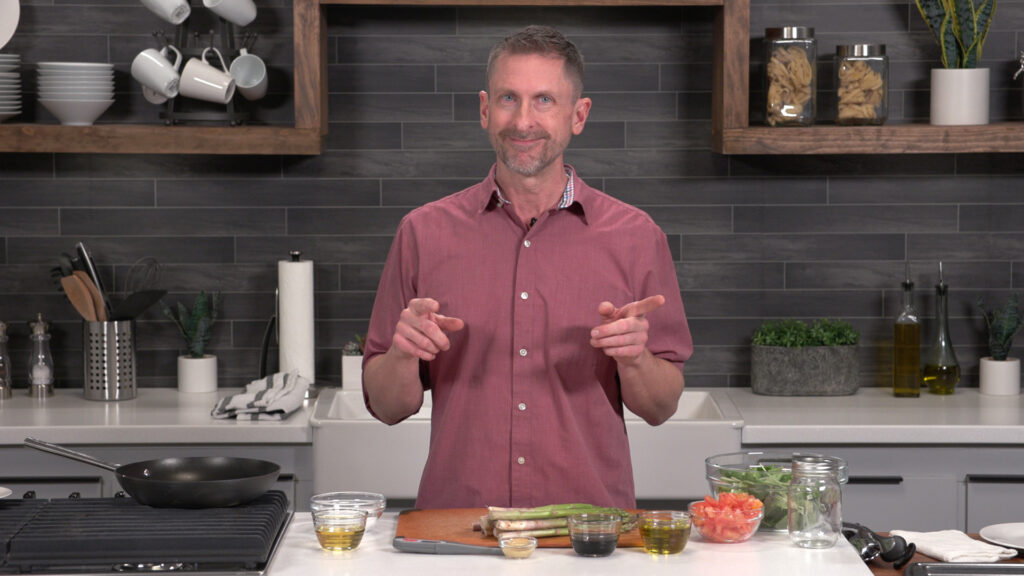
[24,437,121,472]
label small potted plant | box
[750,319,860,396]
[978,294,1023,396]
[341,334,365,388]
[914,0,996,125]
[161,291,221,393]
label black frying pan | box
[25,437,280,508]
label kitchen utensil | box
[393,537,504,556]
[73,270,107,321]
[124,256,161,293]
[24,437,280,508]
[842,521,915,569]
[110,289,166,320]
[83,320,137,401]
[60,275,97,322]
[904,563,1024,575]
[75,242,110,317]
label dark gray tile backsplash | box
[2,0,1024,391]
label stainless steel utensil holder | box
[83,321,136,401]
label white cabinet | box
[742,445,1024,531]
[965,476,1024,532]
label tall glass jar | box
[765,27,817,126]
[893,272,921,397]
[924,262,960,395]
[788,455,841,549]
[836,44,888,125]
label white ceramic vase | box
[979,357,1020,396]
[342,355,362,388]
[930,68,990,126]
[178,354,218,393]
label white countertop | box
[730,387,1024,445]
[267,512,872,576]
[0,388,312,445]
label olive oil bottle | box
[923,262,959,395]
[893,270,921,397]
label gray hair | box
[486,25,584,98]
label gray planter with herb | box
[750,319,860,396]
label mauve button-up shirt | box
[363,165,693,509]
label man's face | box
[480,53,591,178]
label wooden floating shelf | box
[719,123,1024,155]
[0,124,322,155]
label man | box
[363,25,693,509]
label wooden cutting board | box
[394,508,643,548]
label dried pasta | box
[837,60,884,123]
[766,45,814,126]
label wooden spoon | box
[73,270,107,321]
[60,275,97,322]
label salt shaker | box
[28,313,54,398]
[788,455,842,548]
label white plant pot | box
[178,354,218,393]
[930,68,990,126]
[979,357,1020,396]
[342,355,363,389]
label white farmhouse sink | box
[310,387,743,500]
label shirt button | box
[523,240,531,248]
[517,457,526,465]
[520,291,529,300]
[519,348,528,357]
[518,402,527,411]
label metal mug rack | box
[154,19,255,126]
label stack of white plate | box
[0,53,21,122]
[37,61,114,126]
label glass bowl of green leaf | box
[705,451,848,532]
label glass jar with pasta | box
[764,27,817,127]
[835,44,888,125]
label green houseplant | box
[977,294,1022,395]
[161,291,222,393]
[915,0,997,124]
[750,319,860,396]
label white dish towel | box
[211,371,309,421]
[891,529,1018,563]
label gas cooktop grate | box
[1,490,289,573]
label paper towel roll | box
[278,256,315,382]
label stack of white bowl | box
[37,61,114,126]
[0,53,21,122]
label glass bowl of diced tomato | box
[687,493,764,543]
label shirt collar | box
[481,164,584,217]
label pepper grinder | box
[28,313,54,398]
[0,321,12,399]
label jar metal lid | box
[792,454,840,476]
[765,26,814,40]
[837,44,886,57]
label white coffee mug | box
[203,0,256,27]
[130,45,182,99]
[140,0,190,25]
[179,47,236,104]
[229,48,267,101]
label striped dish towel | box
[211,371,310,421]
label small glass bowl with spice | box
[498,535,537,559]
[835,44,888,125]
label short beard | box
[491,129,556,177]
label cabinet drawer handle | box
[965,475,1024,484]
[846,476,904,485]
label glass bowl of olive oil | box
[638,510,691,554]
[310,499,368,551]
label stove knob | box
[114,491,127,499]
[69,492,81,499]
[21,490,35,499]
